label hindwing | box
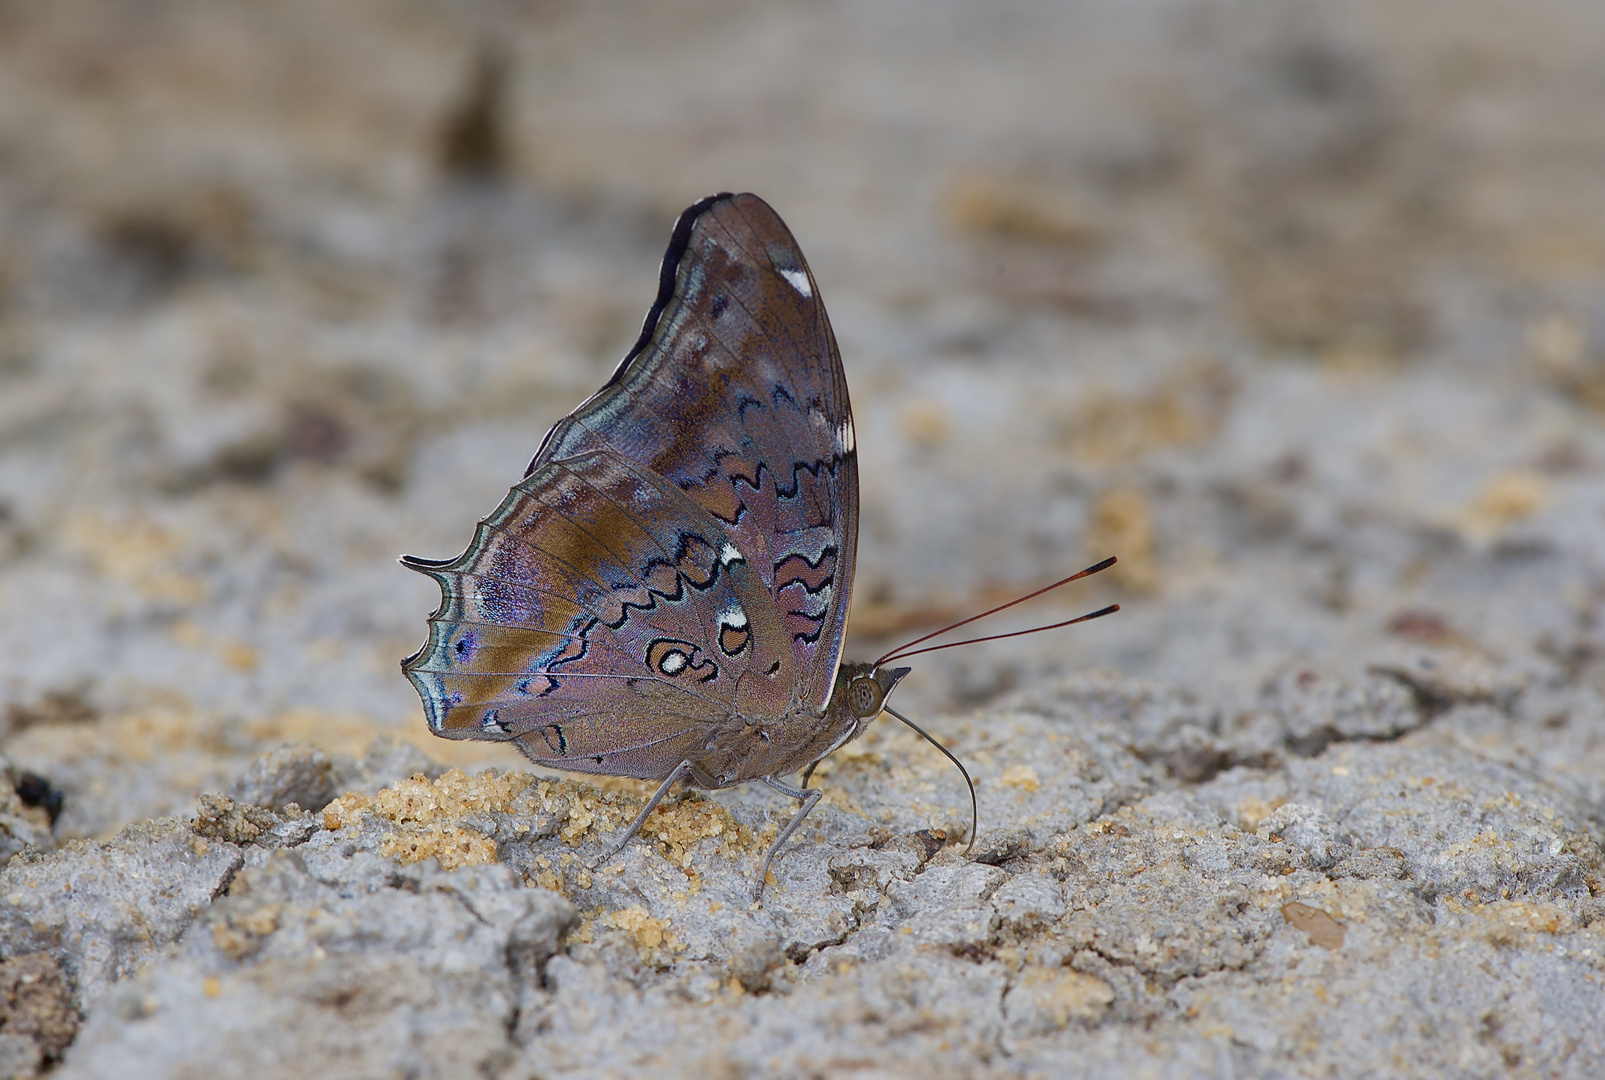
[402,449,790,772]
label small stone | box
[1259,802,1353,870]
[227,744,337,813]
[970,826,1031,866]
[193,793,315,849]
[729,937,786,993]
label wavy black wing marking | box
[530,457,728,645]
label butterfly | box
[401,192,1116,899]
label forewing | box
[531,193,859,712]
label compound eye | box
[848,675,884,719]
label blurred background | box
[2,0,1604,838]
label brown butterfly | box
[402,193,1116,898]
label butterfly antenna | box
[875,556,1119,667]
[879,604,1119,663]
[884,704,978,855]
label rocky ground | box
[2,1,1605,1077]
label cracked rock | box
[1253,667,1425,755]
[0,819,243,1011]
[58,831,576,1080]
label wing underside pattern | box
[402,193,858,780]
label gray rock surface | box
[0,821,242,1012]
[2,1,1605,1077]
[61,844,575,1080]
[26,671,1593,1079]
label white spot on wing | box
[837,419,855,453]
[720,542,744,566]
[779,268,812,298]
[718,602,748,629]
[659,651,687,675]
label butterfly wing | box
[403,448,790,779]
[402,193,857,780]
[532,193,858,712]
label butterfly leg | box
[590,760,693,871]
[753,775,822,903]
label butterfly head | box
[841,662,911,720]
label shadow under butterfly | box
[401,192,1117,901]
